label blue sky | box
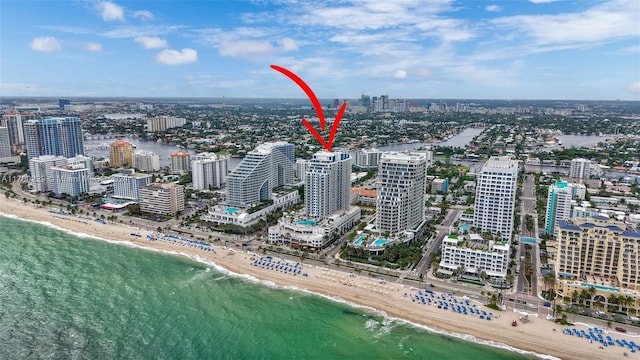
[1,0,639,100]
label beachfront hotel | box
[29,155,67,192]
[376,152,427,235]
[109,139,134,168]
[24,117,85,159]
[438,234,510,286]
[553,216,640,309]
[226,141,295,207]
[473,156,519,242]
[112,170,152,201]
[139,182,185,216]
[51,164,90,197]
[268,151,360,249]
[191,152,228,191]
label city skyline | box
[1,0,639,101]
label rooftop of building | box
[252,141,291,154]
[111,139,133,147]
[558,218,640,238]
[351,187,377,198]
[170,151,190,157]
[380,151,427,161]
[143,182,182,190]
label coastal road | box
[516,175,539,296]
[416,207,462,275]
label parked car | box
[615,327,627,333]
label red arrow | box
[271,64,344,152]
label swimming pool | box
[224,207,239,214]
[296,219,318,226]
[354,236,364,245]
[459,224,470,232]
[581,283,619,292]
[372,239,388,246]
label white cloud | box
[277,38,298,52]
[528,0,556,3]
[486,5,502,12]
[218,37,298,59]
[134,10,153,21]
[394,70,407,78]
[156,48,198,65]
[618,45,640,54]
[492,0,640,45]
[85,42,102,52]
[101,25,185,38]
[134,36,168,49]
[628,81,640,94]
[30,36,61,52]
[98,2,124,21]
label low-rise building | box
[438,233,510,287]
[268,207,361,249]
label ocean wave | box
[0,212,557,360]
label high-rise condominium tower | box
[376,152,427,234]
[473,156,519,242]
[304,151,351,218]
[24,117,84,159]
[226,141,295,207]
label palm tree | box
[571,290,579,305]
[594,299,604,311]
[478,270,487,284]
[608,294,619,312]
[543,270,556,291]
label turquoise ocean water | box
[0,215,540,359]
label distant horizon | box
[2,96,639,103]
[1,1,639,100]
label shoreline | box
[0,196,632,360]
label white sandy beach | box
[1,195,635,360]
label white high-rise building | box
[226,141,295,207]
[569,158,591,179]
[112,170,152,201]
[146,115,187,132]
[473,156,519,242]
[296,159,309,180]
[305,151,351,218]
[0,127,11,158]
[376,152,427,234]
[355,148,381,169]
[544,181,576,236]
[191,153,228,190]
[132,151,160,172]
[29,155,67,192]
[51,164,90,197]
[170,151,191,174]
